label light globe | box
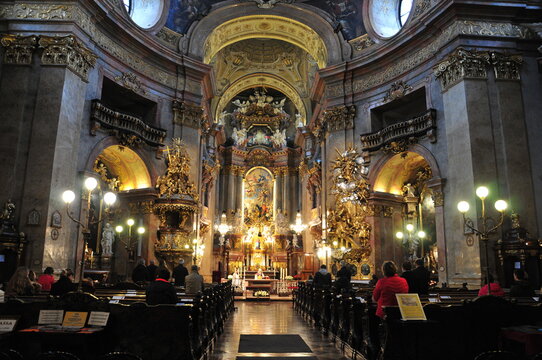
[476,186,489,200]
[127,218,135,226]
[62,190,76,204]
[406,224,414,232]
[457,201,470,213]
[84,177,98,191]
[137,226,145,234]
[103,192,117,206]
[495,200,508,212]
[418,230,426,238]
[115,225,123,233]
[395,231,404,239]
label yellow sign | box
[395,294,427,321]
[62,312,88,328]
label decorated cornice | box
[489,52,523,81]
[349,34,376,57]
[38,35,97,81]
[156,27,182,50]
[322,105,356,132]
[172,100,204,129]
[114,72,147,95]
[325,20,537,97]
[224,165,246,176]
[384,80,413,103]
[433,48,490,91]
[0,3,176,87]
[0,34,38,65]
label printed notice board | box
[396,293,427,321]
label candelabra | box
[395,223,426,262]
[115,219,145,260]
[62,177,117,291]
[317,241,332,268]
[457,186,508,294]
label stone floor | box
[211,301,351,360]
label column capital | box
[489,52,523,81]
[38,35,97,81]
[322,105,356,132]
[0,34,38,65]
[434,47,490,91]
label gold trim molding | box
[203,15,327,68]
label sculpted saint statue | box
[271,129,287,148]
[101,223,115,256]
[232,127,247,146]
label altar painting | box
[244,167,274,227]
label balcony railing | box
[360,109,436,152]
[90,100,167,147]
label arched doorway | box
[370,149,445,282]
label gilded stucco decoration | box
[433,47,490,90]
[172,100,204,129]
[384,80,413,102]
[38,35,97,81]
[242,0,294,9]
[349,34,376,56]
[327,147,372,260]
[203,15,327,68]
[489,52,523,81]
[323,105,356,132]
[156,138,199,201]
[114,72,147,95]
[215,74,307,122]
[0,34,38,65]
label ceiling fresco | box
[165,0,367,41]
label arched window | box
[399,0,414,26]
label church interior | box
[0,0,541,359]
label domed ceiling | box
[165,0,367,41]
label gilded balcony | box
[90,100,167,147]
[360,109,436,152]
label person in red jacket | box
[37,267,55,291]
[478,274,505,297]
[373,261,409,319]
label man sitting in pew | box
[185,265,204,294]
[146,269,178,305]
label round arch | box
[215,73,307,123]
[85,137,155,191]
[203,15,327,68]
[369,144,441,195]
[186,3,346,66]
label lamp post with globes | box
[62,177,117,291]
[395,223,426,262]
[457,186,508,294]
[216,212,231,277]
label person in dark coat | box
[411,259,430,295]
[50,269,77,296]
[132,259,149,283]
[146,269,178,305]
[313,265,332,288]
[401,261,417,293]
[172,259,189,286]
[509,269,535,297]
[146,260,158,281]
[334,261,352,294]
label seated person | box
[509,269,535,297]
[313,265,332,288]
[145,269,177,305]
[6,267,36,297]
[50,269,77,296]
[185,265,204,295]
[478,274,504,296]
[372,261,409,319]
[132,259,149,283]
[38,267,55,291]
